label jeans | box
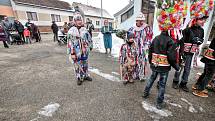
[18,32,25,42]
[144,71,169,104]
[53,32,58,42]
[196,64,215,91]
[173,54,193,85]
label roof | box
[13,0,72,10]
[114,1,134,17]
[72,2,113,19]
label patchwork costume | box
[67,26,92,80]
[119,33,138,83]
[128,13,153,80]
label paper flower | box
[190,0,214,19]
[156,0,188,31]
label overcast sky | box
[61,0,130,16]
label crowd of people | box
[0,17,41,48]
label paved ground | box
[0,34,215,121]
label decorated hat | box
[190,0,214,19]
[156,0,188,31]
[127,31,135,39]
[73,12,83,21]
[136,12,146,21]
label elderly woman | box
[101,20,113,54]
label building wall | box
[0,5,14,17]
[85,15,114,31]
[10,0,74,32]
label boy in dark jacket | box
[143,31,180,109]
[192,38,215,97]
[142,0,187,109]
[172,0,213,92]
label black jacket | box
[181,25,204,55]
[201,38,215,66]
[148,31,179,72]
[51,23,59,33]
[14,22,24,33]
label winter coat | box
[148,31,180,72]
[14,22,24,33]
[86,22,94,33]
[181,25,204,55]
[0,24,7,41]
[201,38,215,66]
[2,20,12,31]
[51,23,58,33]
[67,26,93,61]
[24,29,30,37]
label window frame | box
[51,14,61,22]
[26,11,38,21]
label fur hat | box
[136,12,145,21]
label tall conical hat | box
[190,0,214,19]
[156,0,188,31]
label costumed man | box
[119,32,138,85]
[143,0,186,109]
[128,12,153,81]
[172,0,213,92]
[67,12,93,86]
[101,20,113,54]
[192,36,214,97]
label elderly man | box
[67,13,93,86]
[128,12,153,81]
[2,17,12,44]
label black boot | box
[180,83,189,92]
[157,81,159,89]
[84,76,92,81]
[142,92,149,99]
[77,78,82,85]
[3,41,9,48]
[172,81,179,89]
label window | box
[121,7,134,23]
[26,12,38,21]
[69,16,73,21]
[96,21,100,26]
[51,14,61,22]
[109,22,112,27]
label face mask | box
[127,41,134,45]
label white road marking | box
[142,101,173,121]
[38,103,60,117]
[164,100,182,108]
[89,67,121,82]
[181,98,198,113]
[111,72,120,76]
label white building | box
[10,0,75,32]
[72,2,114,32]
[114,0,155,30]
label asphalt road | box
[0,34,214,121]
